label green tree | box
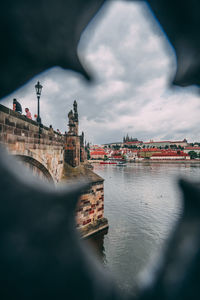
[188,151,198,159]
[113,145,120,150]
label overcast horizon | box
[2,0,200,145]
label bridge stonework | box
[0,103,108,237]
[0,104,64,183]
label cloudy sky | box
[2,0,200,144]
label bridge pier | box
[0,102,108,238]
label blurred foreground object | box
[0,0,106,99]
[146,0,200,86]
[0,0,200,299]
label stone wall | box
[76,181,108,238]
[0,104,64,183]
[76,182,104,227]
[64,135,80,167]
[0,103,109,238]
[62,162,108,237]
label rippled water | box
[89,162,200,292]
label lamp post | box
[35,81,43,124]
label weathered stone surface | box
[62,162,108,237]
[0,103,108,237]
[0,104,64,183]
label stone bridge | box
[0,103,108,237]
[0,104,64,183]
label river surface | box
[88,162,200,292]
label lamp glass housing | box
[35,81,43,96]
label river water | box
[88,162,200,292]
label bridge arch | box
[15,155,54,183]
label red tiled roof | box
[124,141,143,144]
[112,151,121,155]
[185,147,200,150]
[139,148,161,152]
[90,151,106,155]
[90,147,104,150]
[171,141,187,143]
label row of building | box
[103,138,189,149]
[89,138,200,161]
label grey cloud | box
[2,1,200,144]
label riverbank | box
[139,159,200,164]
[89,159,200,164]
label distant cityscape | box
[87,135,200,162]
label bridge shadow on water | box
[84,228,108,264]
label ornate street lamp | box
[35,81,43,124]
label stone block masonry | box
[77,183,104,227]
[0,102,108,238]
[63,100,108,237]
[64,135,80,167]
[76,182,106,231]
[0,104,64,183]
[61,163,108,238]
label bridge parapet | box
[0,104,64,183]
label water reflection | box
[85,229,108,264]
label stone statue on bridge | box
[73,100,78,122]
[68,102,79,136]
[68,109,74,131]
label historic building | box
[123,135,139,143]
